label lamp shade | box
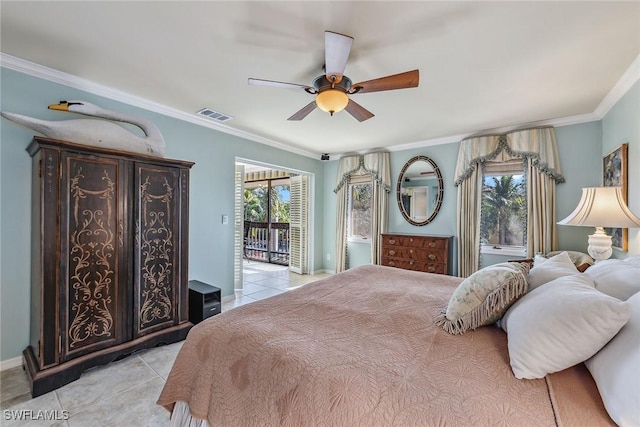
[316,89,349,115]
[558,187,640,228]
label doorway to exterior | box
[234,159,312,294]
[244,176,291,266]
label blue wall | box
[2,65,638,362]
[322,123,605,273]
[0,68,326,361]
[601,81,640,256]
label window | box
[244,178,290,223]
[347,175,372,241]
[480,159,526,256]
[244,182,268,222]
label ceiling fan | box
[248,31,419,122]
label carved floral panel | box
[137,166,177,331]
[67,160,117,351]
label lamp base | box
[587,227,612,262]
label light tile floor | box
[0,262,330,426]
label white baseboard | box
[0,356,23,372]
[312,268,335,275]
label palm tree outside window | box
[480,159,527,256]
[347,174,373,241]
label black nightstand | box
[188,280,222,324]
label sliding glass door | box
[244,178,291,265]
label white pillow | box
[546,250,594,268]
[585,292,640,426]
[532,253,548,266]
[527,251,578,290]
[501,274,631,379]
[585,259,640,300]
[623,255,640,268]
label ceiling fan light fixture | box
[316,89,349,116]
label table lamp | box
[558,187,640,261]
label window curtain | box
[364,152,391,265]
[456,163,483,279]
[334,152,391,272]
[334,155,362,273]
[454,127,564,277]
[508,129,562,257]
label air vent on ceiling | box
[196,108,233,122]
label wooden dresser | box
[381,233,453,275]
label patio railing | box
[244,221,290,265]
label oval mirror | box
[396,155,444,226]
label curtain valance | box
[333,152,391,193]
[454,127,564,185]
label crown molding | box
[594,53,640,119]
[0,53,318,160]
[388,54,640,152]
[2,52,638,157]
[387,111,600,152]
[388,133,468,152]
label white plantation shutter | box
[234,164,245,291]
[289,175,309,274]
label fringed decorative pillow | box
[436,262,529,335]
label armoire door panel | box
[177,168,190,324]
[60,153,128,360]
[33,148,62,369]
[133,163,180,336]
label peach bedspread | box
[158,265,613,426]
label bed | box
[157,261,637,426]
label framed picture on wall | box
[602,143,628,251]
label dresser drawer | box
[381,234,452,275]
[382,235,447,250]
[381,247,447,263]
[381,257,445,274]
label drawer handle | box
[428,254,436,261]
[389,250,395,256]
[389,239,396,245]
[388,261,395,267]
[409,260,414,265]
[429,242,436,248]
[428,266,435,272]
[409,238,414,242]
[409,249,414,254]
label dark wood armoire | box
[24,137,194,397]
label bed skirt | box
[170,401,210,427]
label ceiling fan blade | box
[324,31,353,83]
[351,69,419,94]
[288,101,317,121]
[248,78,315,93]
[344,99,374,122]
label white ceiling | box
[1,1,639,158]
